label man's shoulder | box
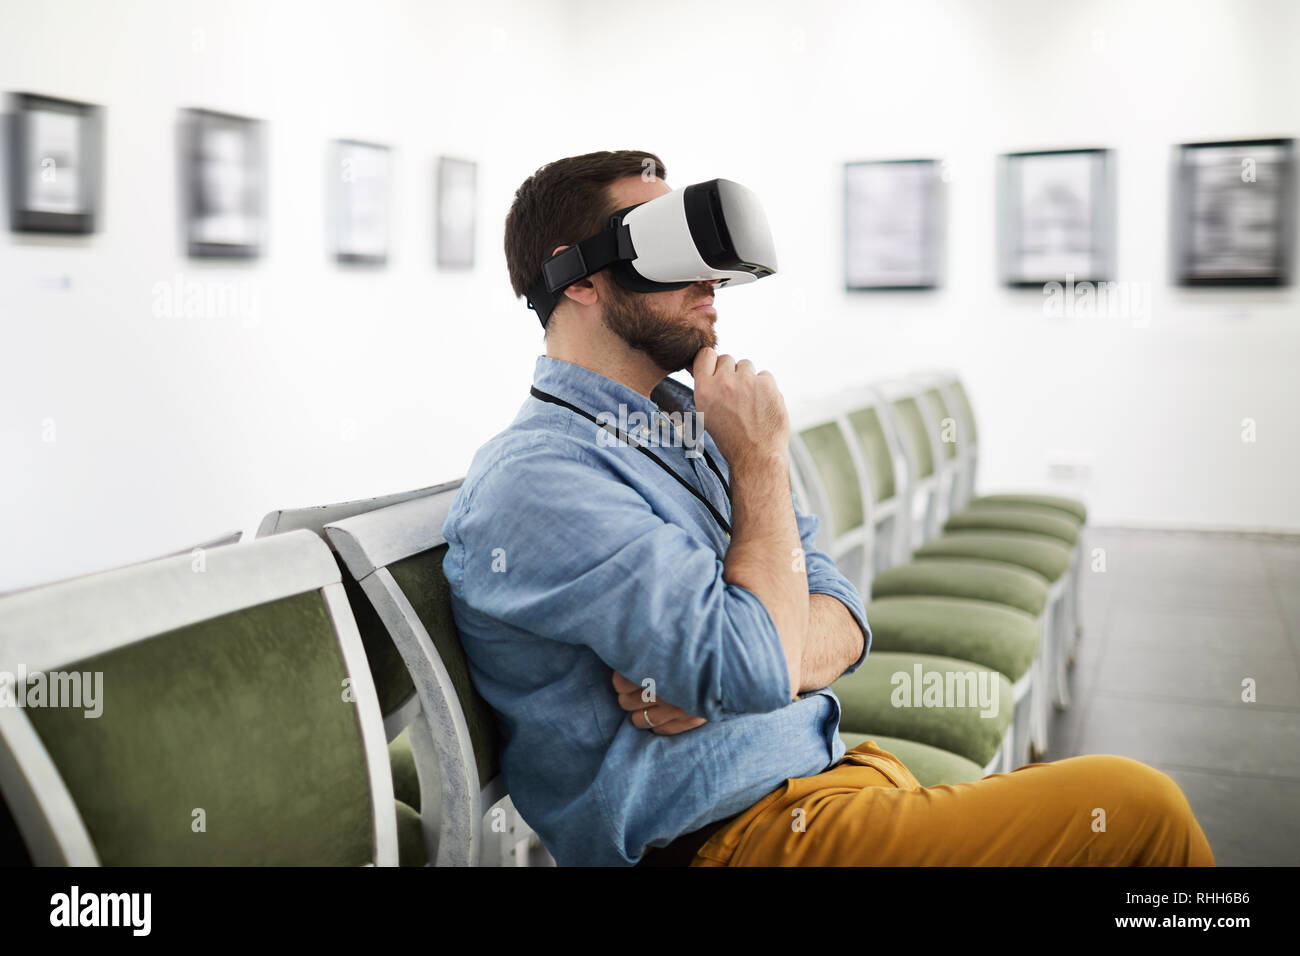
[445,408,624,532]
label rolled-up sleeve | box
[445,442,793,720]
[792,493,871,677]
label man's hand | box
[690,347,790,473]
[611,672,708,735]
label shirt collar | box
[532,355,696,416]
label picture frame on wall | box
[6,92,103,234]
[436,156,476,269]
[330,139,391,265]
[1173,138,1295,287]
[999,148,1114,287]
[844,159,944,290]
[182,107,265,259]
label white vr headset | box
[525,178,778,326]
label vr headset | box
[525,178,778,326]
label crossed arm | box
[613,592,866,735]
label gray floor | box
[1046,527,1300,866]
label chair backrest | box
[0,530,396,866]
[877,380,942,551]
[258,479,463,736]
[841,386,915,573]
[325,488,507,867]
[257,479,463,538]
[789,402,874,596]
[943,374,980,508]
[914,377,963,531]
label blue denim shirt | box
[442,355,871,866]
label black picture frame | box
[1172,138,1295,287]
[999,148,1114,287]
[330,139,391,266]
[436,156,476,269]
[6,92,103,235]
[182,107,265,259]
[843,158,944,291]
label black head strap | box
[526,222,637,327]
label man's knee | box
[1086,755,1212,865]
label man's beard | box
[600,279,717,374]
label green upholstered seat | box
[838,732,986,786]
[395,800,427,866]
[969,493,1087,524]
[864,596,1040,682]
[845,406,895,503]
[388,728,421,812]
[870,558,1049,617]
[964,499,1083,528]
[944,507,1080,546]
[24,590,377,866]
[797,422,864,537]
[833,652,1013,768]
[914,531,1072,582]
[387,545,502,789]
[892,397,935,478]
[340,564,416,717]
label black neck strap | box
[529,386,732,537]
[525,224,636,327]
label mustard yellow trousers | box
[691,740,1215,866]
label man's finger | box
[611,671,639,694]
[692,346,718,379]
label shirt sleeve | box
[792,491,871,678]
[443,441,794,721]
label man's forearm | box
[722,453,809,699]
[798,594,866,693]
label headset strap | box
[525,224,636,327]
[529,386,732,537]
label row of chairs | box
[0,370,1085,865]
[790,371,1087,783]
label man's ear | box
[562,276,599,308]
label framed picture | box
[1173,138,1295,286]
[331,139,391,265]
[844,159,943,290]
[182,108,265,258]
[437,156,476,269]
[6,92,103,234]
[999,148,1114,286]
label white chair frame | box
[325,490,543,867]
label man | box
[441,150,1213,867]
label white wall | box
[2,0,1298,591]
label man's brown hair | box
[504,150,666,324]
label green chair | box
[905,375,1086,708]
[833,652,1014,773]
[258,479,465,866]
[838,733,987,787]
[935,373,1087,668]
[878,379,1078,714]
[0,530,397,865]
[790,407,1043,766]
[325,489,545,867]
